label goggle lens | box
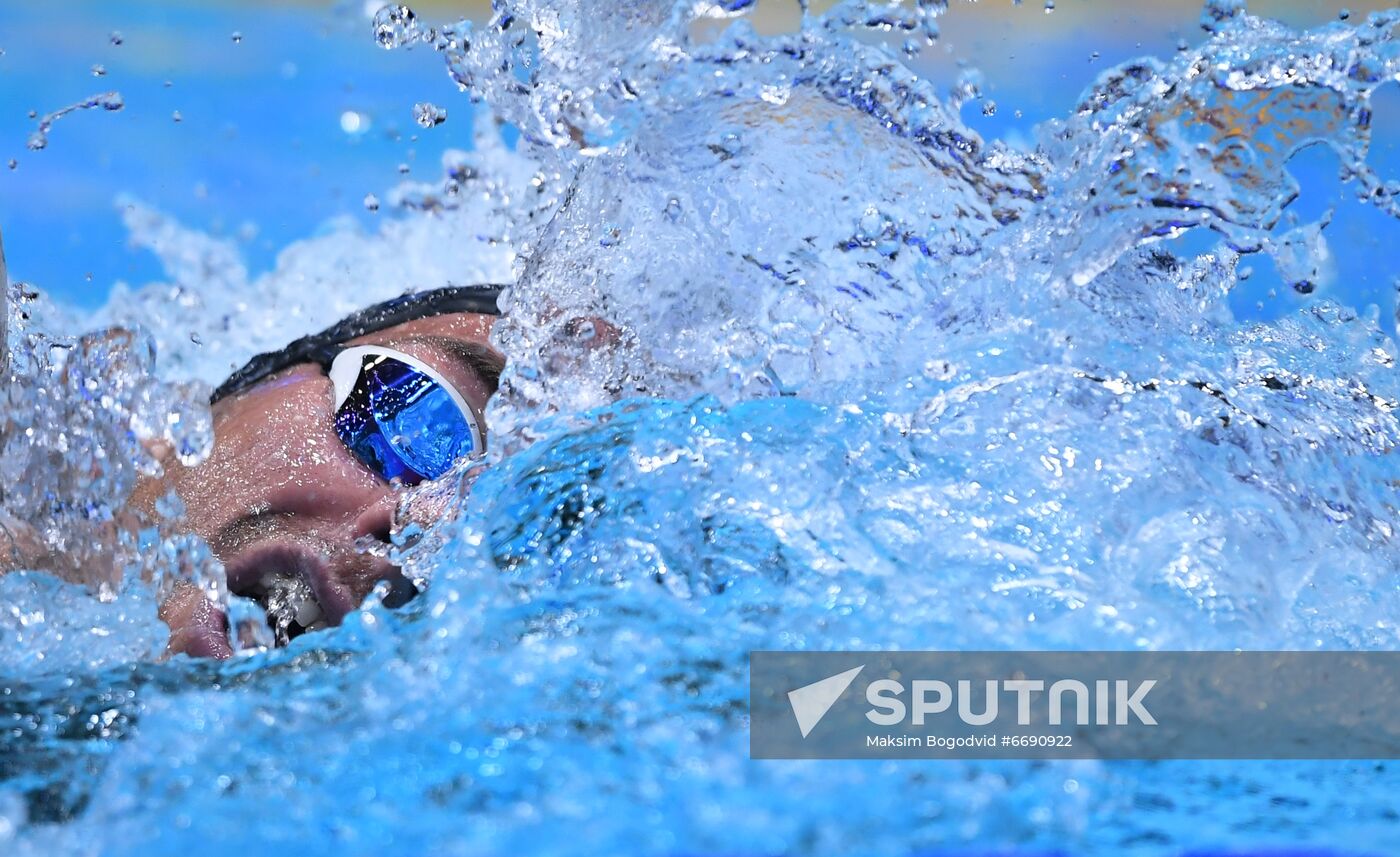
[331,350,481,485]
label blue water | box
[4,1,1400,854]
[0,0,487,309]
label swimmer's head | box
[139,286,506,659]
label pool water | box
[3,1,1400,854]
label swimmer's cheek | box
[0,514,50,575]
[158,582,233,660]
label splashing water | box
[3,1,1400,853]
[25,91,125,151]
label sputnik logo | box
[787,665,865,738]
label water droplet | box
[982,100,997,117]
[1269,217,1333,297]
[398,163,411,175]
[231,31,243,44]
[172,110,182,123]
[340,111,369,135]
[153,489,185,520]
[6,159,15,171]
[109,31,123,46]
[364,193,380,212]
[26,91,124,151]
[413,101,447,128]
[1338,8,1351,20]
[91,64,106,77]
[374,4,424,49]
[759,84,791,106]
[1044,0,1054,12]
[1176,38,1189,51]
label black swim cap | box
[210,284,505,404]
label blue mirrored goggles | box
[328,346,484,486]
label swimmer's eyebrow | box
[380,334,504,395]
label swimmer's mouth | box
[223,544,343,648]
[243,570,329,646]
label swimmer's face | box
[140,311,502,659]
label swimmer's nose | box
[352,495,397,546]
[349,496,419,609]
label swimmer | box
[136,286,506,659]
